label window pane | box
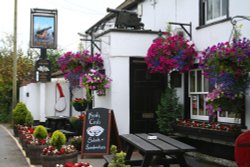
[191,95,198,115]
[197,70,202,92]
[204,78,209,92]
[222,0,227,15]
[190,71,195,92]
[219,111,241,119]
[207,0,213,20]
[213,0,220,19]
[206,0,227,22]
[199,95,207,115]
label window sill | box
[196,17,232,30]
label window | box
[218,110,241,124]
[188,69,241,124]
[189,69,209,120]
[200,0,228,25]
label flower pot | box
[73,103,87,112]
[174,125,241,142]
[27,144,47,165]
[41,151,78,167]
[13,127,19,137]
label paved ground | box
[1,124,236,167]
[0,124,29,167]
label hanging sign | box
[35,59,51,82]
[30,8,58,49]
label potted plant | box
[19,127,33,151]
[56,161,92,167]
[41,130,78,167]
[27,125,49,165]
[107,145,130,167]
[174,119,242,142]
[69,116,83,135]
[25,111,34,127]
[156,85,183,135]
[70,135,82,152]
[12,102,29,136]
[72,98,89,112]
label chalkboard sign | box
[81,108,111,156]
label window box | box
[174,125,241,142]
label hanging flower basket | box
[57,51,104,88]
[145,35,197,74]
[199,38,250,114]
[200,38,250,93]
[72,98,89,111]
[73,103,87,111]
[80,69,112,96]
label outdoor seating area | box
[104,133,196,167]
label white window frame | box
[217,112,241,124]
[189,69,209,120]
[204,0,228,24]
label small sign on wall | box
[35,59,51,82]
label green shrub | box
[70,135,82,151]
[50,130,66,149]
[108,145,130,167]
[0,111,11,123]
[69,116,79,131]
[25,111,34,126]
[12,102,29,125]
[156,86,183,135]
[34,125,48,140]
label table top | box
[120,133,196,154]
[45,116,69,120]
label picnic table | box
[45,116,70,132]
[118,133,196,167]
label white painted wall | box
[94,31,177,134]
[19,79,74,122]
[19,83,40,120]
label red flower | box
[65,162,75,167]
[145,35,197,74]
[39,139,46,145]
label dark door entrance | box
[130,58,166,133]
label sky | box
[0,0,124,52]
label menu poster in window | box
[81,108,111,156]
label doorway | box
[130,58,166,133]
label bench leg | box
[124,144,134,160]
[176,154,187,167]
[103,162,108,167]
[141,154,153,167]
